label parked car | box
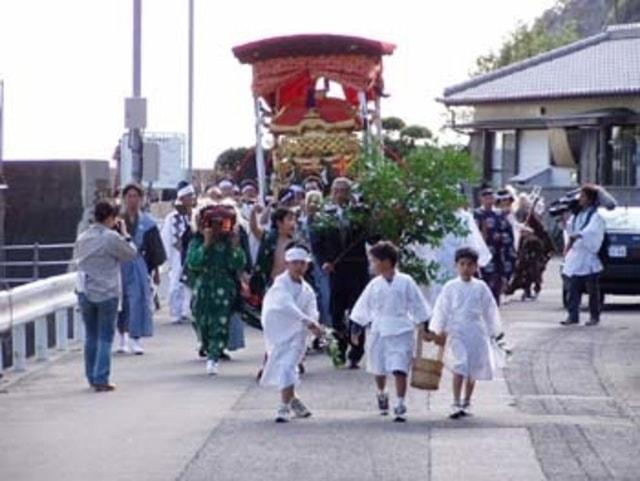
[562,206,640,307]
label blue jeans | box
[78,293,119,386]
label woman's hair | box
[94,201,118,223]
[455,247,479,263]
[369,241,399,266]
[305,190,323,207]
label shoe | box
[348,362,360,370]
[461,400,472,417]
[377,392,390,416]
[129,338,144,355]
[198,347,207,358]
[560,318,579,326]
[393,403,407,422]
[116,333,129,353]
[94,383,116,392]
[206,360,219,376]
[275,405,290,423]
[585,318,600,326]
[290,398,312,418]
[219,352,231,361]
[449,402,464,419]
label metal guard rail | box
[0,273,82,372]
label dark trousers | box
[567,273,601,323]
[330,262,369,365]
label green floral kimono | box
[186,235,246,361]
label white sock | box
[396,397,405,407]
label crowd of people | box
[75,175,606,422]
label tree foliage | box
[381,117,434,159]
[474,20,579,74]
[214,147,250,176]
[346,144,477,284]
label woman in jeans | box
[75,201,137,391]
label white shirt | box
[261,272,318,347]
[350,271,432,337]
[562,208,605,277]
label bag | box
[410,328,444,391]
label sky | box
[0,0,558,170]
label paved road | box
[1,259,639,480]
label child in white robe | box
[350,241,432,422]
[428,247,502,419]
[260,244,323,423]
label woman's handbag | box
[410,328,444,391]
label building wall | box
[472,96,640,122]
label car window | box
[600,208,640,231]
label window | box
[608,125,640,186]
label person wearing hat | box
[473,187,516,306]
[217,179,236,200]
[259,243,324,422]
[161,181,196,324]
[116,183,167,354]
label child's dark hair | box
[94,201,118,223]
[285,242,310,253]
[271,206,295,226]
[369,241,399,266]
[455,247,479,263]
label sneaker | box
[449,402,465,419]
[290,398,312,418]
[129,338,144,355]
[461,400,472,417]
[206,360,219,376]
[116,333,129,353]
[377,393,390,416]
[585,318,600,326]
[275,405,290,423]
[393,403,407,422]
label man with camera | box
[560,184,606,326]
[75,201,138,391]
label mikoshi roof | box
[232,34,396,64]
[441,23,640,106]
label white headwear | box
[177,184,196,198]
[284,246,311,263]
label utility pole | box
[187,0,194,181]
[128,0,144,183]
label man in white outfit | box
[561,184,606,326]
[161,182,196,324]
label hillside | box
[475,0,640,74]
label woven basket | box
[410,329,444,391]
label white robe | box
[350,272,432,375]
[429,277,502,380]
[413,209,491,305]
[260,272,318,389]
[161,210,192,321]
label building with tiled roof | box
[440,23,640,191]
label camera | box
[200,204,237,234]
[548,189,580,218]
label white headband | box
[177,185,195,198]
[285,247,311,263]
[218,180,234,189]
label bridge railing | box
[0,273,82,373]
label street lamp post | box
[129,0,144,183]
[187,0,194,181]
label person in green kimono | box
[187,203,246,376]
